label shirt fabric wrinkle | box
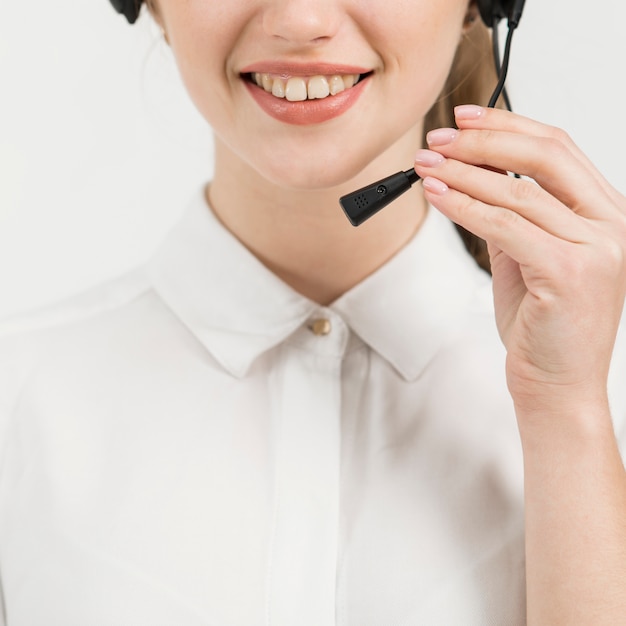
[0,184,622,625]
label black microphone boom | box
[339,0,526,226]
[340,169,420,226]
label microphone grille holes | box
[354,193,369,210]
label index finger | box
[453,105,625,210]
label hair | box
[424,20,498,274]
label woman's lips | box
[240,62,372,126]
[243,73,371,126]
[240,61,371,77]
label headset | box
[478,0,525,29]
[109,0,524,29]
[109,0,141,24]
[339,0,527,226]
[108,0,527,226]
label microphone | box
[339,1,524,227]
[339,169,420,227]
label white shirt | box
[1,186,625,625]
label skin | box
[148,0,470,304]
[150,0,626,621]
[417,109,626,622]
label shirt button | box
[309,318,332,336]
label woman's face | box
[152,0,471,190]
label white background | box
[1,0,625,317]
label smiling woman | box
[1,1,626,625]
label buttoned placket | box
[266,310,349,626]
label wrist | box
[514,394,618,460]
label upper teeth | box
[251,73,361,102]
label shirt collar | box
[148,186,491,380]
[331,208,491,380]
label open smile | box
[240,63,373,126]
[243,72,371,102]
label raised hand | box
[415,104,626,623]
[414,105,626,418]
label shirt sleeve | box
[0,329,38,626]
[0,333,29,444]
[0,336,19,626]
[0,583,6,626]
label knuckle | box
[615,210,626,236]
[484,205,518,231]
[545,124,572,146]
[509,179,541,205]
[456,191,479,216]
[539,136,569,160]
[603,237,626,273]
[467,129,497,164]
[575,233,625,284]
[590,215,626,270]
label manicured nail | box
[454,104,484,120]
[426,128,458,146]
[414,149,445,167]
[422,176,449,195]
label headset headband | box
[109,0,525,28]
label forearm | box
[518,402,626,624]
[415,103,626,620]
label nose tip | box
[262,0,340,46]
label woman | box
[0,0,625,623]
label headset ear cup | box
[476,0,494,26]
[476,0,515,26]
[109,0,143,24]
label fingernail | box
[422,176,449,195]
[414,149,445,167]
[426,128,458,146]
[454,104,484,120]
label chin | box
[266,168,356,192]
[250,145,391,194]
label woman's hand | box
[414,105,626,420]
[414,105,626,623]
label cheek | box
[369,0,467,85]
[167,32,237,132]
[161,2,241,101]
[156,0,469,190]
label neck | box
[207,136,427,306]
